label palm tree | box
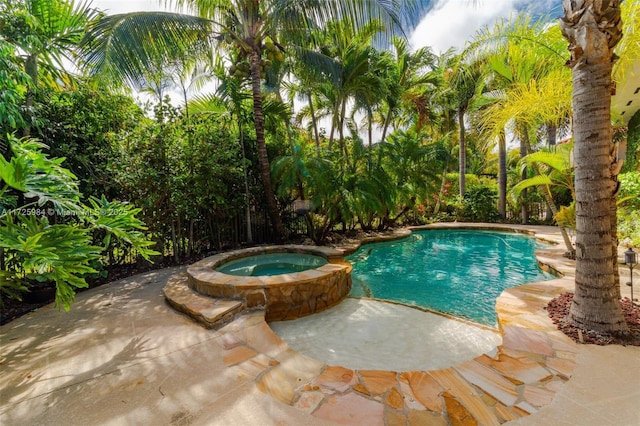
[189,57,255,242]
[81,0,416,241]
[375,37,437,144]
[1,0,98,83]
[446,59,483,198]
[560,0,629,334]
[313,19,383,159]
[378,129,439,224]
[511,143,576,255]
[1,0,99,133]
[470,14,568,223]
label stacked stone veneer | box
[187,245,352,321]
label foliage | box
[618,171,640,209]
[1,0,100,84]
[0,40,30,133]
[0,214,101,308]
[623,110,640,173]
[0,136,157,310]
[618,209,640,247]
[114,108,248,256]
[618,171,640,246]
[511,143,574,199]
[458,185,500,222]
[32,83,145,199]
[555,202,576,229]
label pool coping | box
[209,224,581,424]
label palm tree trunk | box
[249,48,285,242]
[328,99,340,150]
[367,108,373,149]
[380,109,392,144]
[339,98,349,165]
[458,108,466,198]
[433,165,448,215]
[561,0,627,333]
[23,54,38,136]
[519,123,530,224]
[545,123,557,221]
[238,120,253,243]
[498,131,507,219]
[547,123,557,147]
[538,178,575,256]
[307,93,321,149]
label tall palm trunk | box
[547,123,557,147]
[458,108,466,198]
[380,108,393,144]
[367,107,373,149]
[545,123,557,221]
[338,97,349,166]
[534,168,575,256]
[249,48,285,241]
[23,54,38,136]
[519,122,531,224]
[433,165,448,215]
[307,93,321,149]
[560,0,627,333]
[238,120,253,243]
[498,130,507,218]
[328,98,340,150]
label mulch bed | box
[546,292,640,346]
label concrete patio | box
[1,225,639,425]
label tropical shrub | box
[0,40,29,135]
[622,111,639,173]
[0,136,157,310]
[32,84,145,199]
[114,109,248,256]
[458,185,500,222]
[618,171,640,246]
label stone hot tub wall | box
[187,245,352,321]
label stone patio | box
[1,224,638,425]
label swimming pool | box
[347,229,553,326]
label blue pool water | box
[216,253,328,276]
[347,230,553,326]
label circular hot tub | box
[187,245,352,321]
[215,253,329,276]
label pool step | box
[163,271,247,329]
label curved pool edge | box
[227,225,579,424]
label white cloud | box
[410,0,517,54]
[91,0,167,14]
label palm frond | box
[511,174,554,198]
[80,12,214,88]
[520,150,571,172]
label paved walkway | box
[1,225,639,425]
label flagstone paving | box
[161,224,588,424]
[2,224,638,425]
[206,276,575,425]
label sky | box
[90,0,560,130]
[93,0,561,54]
[410,0,559,53]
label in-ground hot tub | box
[216,253,329,276]
[187,245,352,321]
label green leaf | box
[0,156,28,192]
